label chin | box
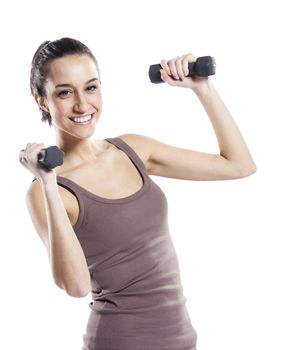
[77,127,97,139]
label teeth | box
[70,115,92,123]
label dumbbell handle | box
[21,145,64,169]
[149,56,216,84]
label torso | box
[55,137,149,227]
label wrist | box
[40,173,57,190]
[190,78,214,98]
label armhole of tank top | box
[32,176,85,232]
[55,180,85,232]
[106,137,148,175]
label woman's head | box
[30,37,101,129]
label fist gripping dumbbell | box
[20,145,64,169]
[148,56,216,84]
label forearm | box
[41,179,90,297]
[191,79,257,174]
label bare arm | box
[191,79,256,174]
[26,181,90,297]
[118,79,256,180]
[119,54,256,181]
[26,176,91,298]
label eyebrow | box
[55,78,99,88]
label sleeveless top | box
[34,137,198,350]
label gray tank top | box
[34,137,198,349]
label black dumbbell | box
[21,145,64,169]
[37,146,64,169]
[149,56,216,84]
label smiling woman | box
[31,52,102,141]
[30,39,101,127]
[20,37,256,350]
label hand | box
[19,143,56,184]
[160,53,209,89]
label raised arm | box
[117,54,256,181]
[21,144,91,298]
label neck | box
[55,130,106,166]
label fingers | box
[19,143,45,164]
[182,53,195,76]
[170,56,181,80]
[160,53,196,80]
[19,143,32,163]
[160,59,171,76]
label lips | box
[69,114,94,124]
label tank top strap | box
[105,137,147,175]
[30,176,86,230]
[31,175,86,198]
[31,136,147,197]
[55,176,86,200]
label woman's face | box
[41,54,102,139]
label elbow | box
[66,285,91,298]
[238,164,257,178]
[68,288,90,298]
[56,280,91,298]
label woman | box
[19,37,256,350]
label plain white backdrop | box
[1,0,299,349]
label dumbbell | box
[37,146,64,169]
[148,56,216,84]
[21,145,64,169]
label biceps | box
[26,185,50,257]
[148,147,240,181]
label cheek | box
[55,99,73,112]
[93,93,102,106]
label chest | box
[57,149,146,226]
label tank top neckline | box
[56,137,151,204]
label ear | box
[33,92,49,113]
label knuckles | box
[20,143,45,159]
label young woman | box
[19,37,256,350]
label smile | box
[69,114,94,125]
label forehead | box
[46,54,98,87]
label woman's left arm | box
[118,53,257,181]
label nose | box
[72,92,90,113]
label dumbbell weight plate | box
[37,146,64,169]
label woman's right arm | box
[20,143,91,298]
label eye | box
[57,85,98,98]
[58,90,72,97]
[87,85,98,92]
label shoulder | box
[26,178,42,201]
[26,178,50,211]
[116,133,150,148]
[113,133,156,172]
[25,179,50,249]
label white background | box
[1,0,299,349]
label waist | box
[92,282,185,307]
